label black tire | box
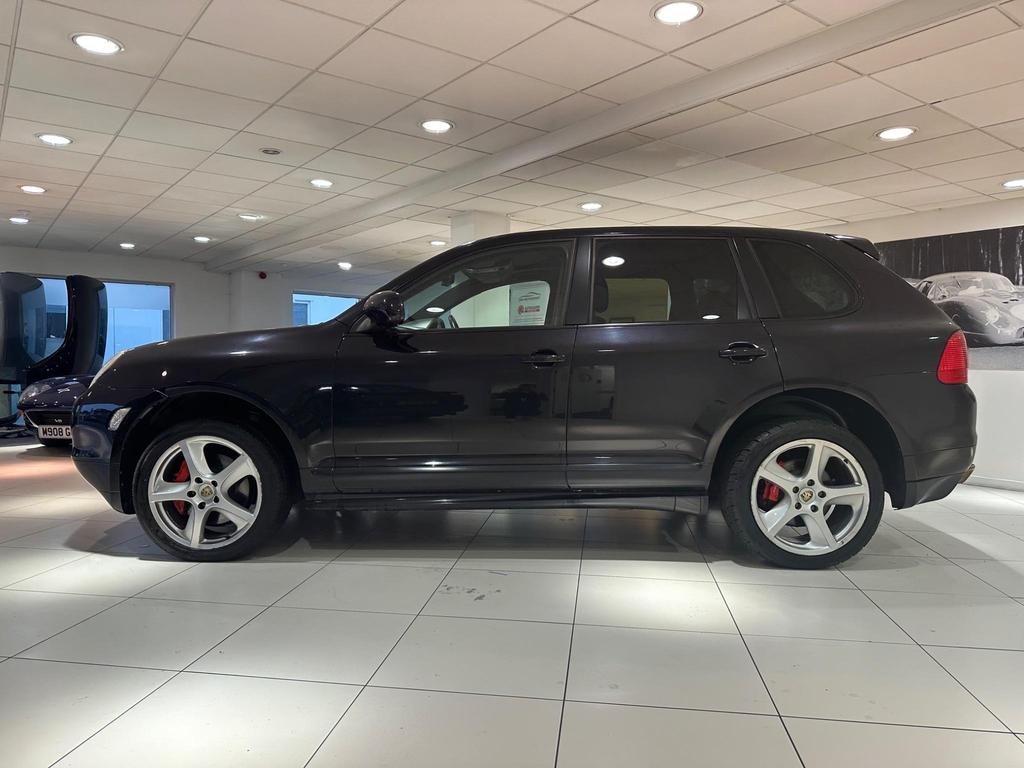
[132,419,292,561]
[719,419,884,569]
[38,437,71,448]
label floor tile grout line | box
[683,516,808,768]
[299,508,494,768]
[551,507,587,768]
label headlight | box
[90,350,127,389]
[18,382,49,402]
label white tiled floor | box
[3,441,1024,767]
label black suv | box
[72,228,976,567]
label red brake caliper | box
[171,458,190,516]
[761,479,781,505]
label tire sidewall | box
[132,420,289,561]
[724,420,884,569]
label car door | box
[332,239,577,494]
[566,235,783,491]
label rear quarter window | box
[752,239,857,318]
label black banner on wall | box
[877,225,1024,370]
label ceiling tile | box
[723,63,859,111]
[1,116,113,155]
[0,160,87,186]
[197,153,291,181]
[321,30,476,97]
[504,156,578,180]
[0,139,96,171]
[937,82,1024,128]
[731,136,857,173]
[92,157,189,184]
[489,181,577,205]
[190,0,362,68]
[430,65,572,120]
[562,133,648,163]
[494,18,657,91]
[219,132,327,166]
[48,0,208,33]
[764,187,861,209]
[17,0,180,76]
[840,8,1015,74]
[162,40,308,102]
[988,118,1024,149]
[667,113,805,156]
[756,78,919,133]
[121,113,235,151]
[416,146,487,171]
[742,210,825,227]
[10,49,149,108]
[921,150,1024,183]
[287,0,401,24]
[634,102,742,140]
[658,189,747,211]
[960,172,1024,196]
[659,159,772,188]
[159,184,241,205]
[877,184,979,209]
[575,0,777,52]
[4,89,128,134]
[835,170,946,197]
[791,0,899,23]
[595,140,709,176]
[536,163,644,193]
[378,165,442,186]
[337,128,447,164]
[377,0,561,60]
[585,56,703,104]
[280,73,416,124]
[678,6,823,69]
[277,168,367,193]
[376,102,502,145]
[245,107,363,148]
[137,81,267,130]
[876,131,1011,168]
[873,29,1024,102]
[305,149,405,179]
[596,177,696,202]
[819,105,972,153]
[462,123,545,153]
[701,201,793,219]
[177,171,266,194]
[714,174,818,199]
[646,212,728,226]
[105,136,208,169]
[790,155,906,185]
[517,93,615,131]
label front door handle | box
[522,350,567,367]
[719,342,767,363]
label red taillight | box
[937,330,968,384]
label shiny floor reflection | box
[2,440,1024,767]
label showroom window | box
[591,237,739,324]
[38,278,171,362]
[752,239,856,318]
[397,241,572,330]
[292,293,359,326]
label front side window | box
[398,241,572,331]
[591,237,739,325]
[753,240,856,318]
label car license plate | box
[39,425,72,440]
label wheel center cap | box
[198,484,215,500]
[799,489,814,503]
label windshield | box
[932,274,1015,297]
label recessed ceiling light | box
[36,133,73,147]
[421,119,454,134]
[580,201,603,212]
[1002,178,1024,190]
[193,235,211,243]
[20,185,45,195]
[602,255,625,267]
[876,126,916,142]
[702,314,720,320]
[310,178,333,189]
[426,306,444,314]
[429,239,447,247]
[238,213,265,221]
[119,242,135,250]
[653,1,703,25]
[260,147,282,155]
[72,33,123,55]
[9,216,29,225]
[338,261,352,271]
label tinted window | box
[399,241,571,330]
[753,240,855,318]
[591,238,739,325]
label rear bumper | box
[897,445,976,508]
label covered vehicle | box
[18,374,93,446]
[918,271,1024,347]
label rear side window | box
[752,239,856,318]
[591,238,739,324]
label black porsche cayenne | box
[71,227,976,568]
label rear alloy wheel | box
[721,420,883,568]
[133,420,291,561]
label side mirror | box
[362,290,405,329]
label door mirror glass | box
[362,290,405,329]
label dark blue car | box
[18,375,93,447]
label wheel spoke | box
[757,464,799,490]
[180,438,214,479]
[803,440,828,484]
[184,505,211,548]
[825,484,868,511]
[802,511,838,550]
[150,479,191,504]
[762,502,801,538]
[212,497,255,529]
[216,454,258,492]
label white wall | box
[842,196,1024,243]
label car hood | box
[18,374,93,409]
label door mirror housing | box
[362,290,405,329]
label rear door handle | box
[719,342,767,363]
[522,350,567,367]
